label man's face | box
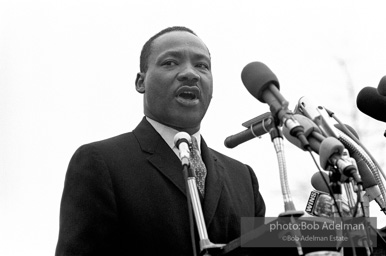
[136,31,213,134]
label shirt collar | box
[146,117,201,154]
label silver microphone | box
[174,132,192,167]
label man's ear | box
[135,72,145,94]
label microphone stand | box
[182,162,225,255]
[269,124,304,256]
[328,169,346,256]
[328,167,372,256]
[343,182,357,214]
[182,164,199,256]
[328,170,344,218]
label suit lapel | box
[133,119,225,227]
[133,118,187,196]
[200,137,224,227]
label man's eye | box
[163,60,177,66]
[196,63,210,70]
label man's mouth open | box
[176,86,200,106]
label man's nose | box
[177,64,200,82]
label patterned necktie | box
[190,136,207,196]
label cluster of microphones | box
[173,61,385,255]
[221,61,386,255]
[224,61,386,220]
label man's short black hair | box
[139,26,197,73]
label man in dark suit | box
[55,26,266,256]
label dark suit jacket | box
[55,117,265,256]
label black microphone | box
[241,61,309,148]
[357,86,386,122]
[174,132,192,167]
[377,75,386,96]
[224,112,274,148]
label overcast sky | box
[1,1,386,255]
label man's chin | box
[146,111,204,133]
[168,117,202,133]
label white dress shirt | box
[146,117,201,159]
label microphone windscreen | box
[311,172,330,193]
[377,75,386,96]
[319,137,344,170]
[174,132,191,147]
[357,86,386,122]
[241,62,280,103]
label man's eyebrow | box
[157,51,183,60]
[158,50,211,61]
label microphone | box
[283,115,361,183]
[224,112,274,148]
[310,172,356,217]
[282,114,324,153]
[357,86,386,122]
[241,61,309,148]
[295,95,386,212]
[319,137,362,184]
[377,75,386,96]
[174,132,226,251]
[305,190,334,217]
[305,190,351,218]
[311,171,331,193]
[334,124,386,210]
[174,132,192,167]
[334,124,377,187]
